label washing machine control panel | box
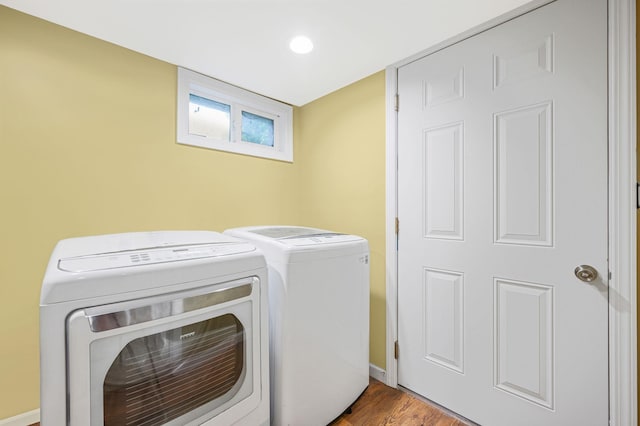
[58,243,256,272]
[281,234,363,246]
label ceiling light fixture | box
[289,36,314,54]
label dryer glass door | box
[66,278,259,426]
[103,313,245,425]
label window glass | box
[241,111,275,147]
[189,94,231,141]
[178,68,293,161]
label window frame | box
[177,67,293,162]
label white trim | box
[608,1,637,426]
[384,65,399,388]
[177,67,293,163]
[369,363,387,383]
[0,409,40,426]
[384,1,637,425]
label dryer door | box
[66,277,261,426]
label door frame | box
[384,0,637,425]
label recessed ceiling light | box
[289,36,313,54]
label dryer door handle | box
[84,279,254,332]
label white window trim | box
[177,67,293,162]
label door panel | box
[397,1,608,425]
[423,267,464,373]
[494,278,554,409]
[494,101,553,245]
[424,123,464,240]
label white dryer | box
[224,226,369,426]
[40,231,269,426]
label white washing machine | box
[40,231,269,426]
[224,226,369,426]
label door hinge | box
[395,217,399,235]
[394,340,399,359]
[394,94,399,112]
[637,182,640,209]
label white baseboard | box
[369,363,386,382]
[0,409,40,426]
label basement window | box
[177,67,293,162]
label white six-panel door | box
[397,0,609,425]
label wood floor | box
[30,378,468,426]
[330,379,469,426]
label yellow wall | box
[296,72,387,368]
[0,6,387,419]
[0,6,303,418]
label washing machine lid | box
[239,226,363,247]
[55,231,255,273]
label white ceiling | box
[1,0,532,106]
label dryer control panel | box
[58,243,256,272]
